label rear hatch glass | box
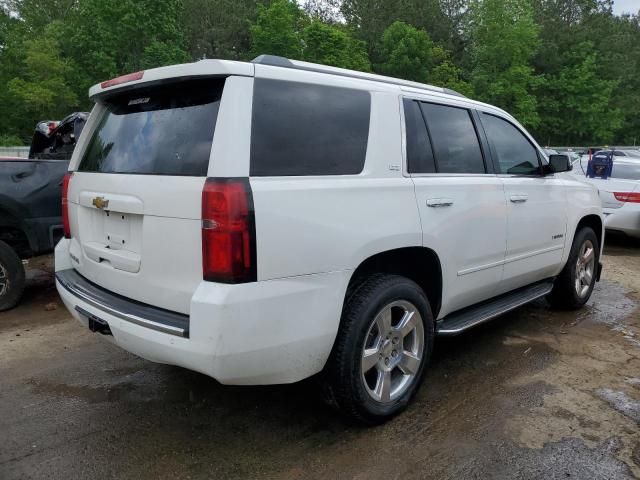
[79,78,224,176]
[68,78,225,314]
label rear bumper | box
[56,269,189,337]
[55,245,350,385]
[603,208,640,238]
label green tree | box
[377,21,472,95]
[302,0,342,23]
[340,0,403,63]
[61,0,189,99]
[303,20,371,70]
[182,0,256,60]
[4,28,78,142]
[378,21,434,82]
[429,46,474,97]
[537,42,622,144]
[469,0,542,128]
[250,0,303,58]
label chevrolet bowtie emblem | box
[92,196,109,210]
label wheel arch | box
[345,247,443,320]
[0,206,33,258]
[575,214,604,251]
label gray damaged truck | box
[0,113,87,310]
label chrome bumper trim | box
[56,269,189,338]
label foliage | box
[378,21,435,82]
[60,0,189,93]
[303,21,371,70]
[537,43,622,144]
[250,0,303,58]
[182,0,256,60]
[250,1,370,70]
[0,134,24,146]
[429,46,474,97]
[0,0,639,146]
[469,0,543,128]
[378,22,472,95]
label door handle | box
[427,198,454,207]
[510,194,528,203]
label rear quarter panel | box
[248,89,423,281]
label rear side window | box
[79,79,223,176]
[403,99,436,173]
[420,103,485,174]
[250,79,370,176]
[481,113,540,175]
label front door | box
[479,112,567,290]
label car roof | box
[89,55,511,118]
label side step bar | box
[437,280,554,336]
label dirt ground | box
[1,236,639,479]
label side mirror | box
[548,154,573,173]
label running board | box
[437,280,554,336]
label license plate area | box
[104,210,132,249]
[76,306,112,336]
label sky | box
[613,0,640,14]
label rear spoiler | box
[89,60,254,100]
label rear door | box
[479,112,567,289]
[66,78,225,314]
[405,99,508,315]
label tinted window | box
[420,103,485,174]
[613,151,626,156]
[403,99,435,173]
[481,113,540,175]
[79,79,223,176]
[250,79,370,176]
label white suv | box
[55,56,603,423]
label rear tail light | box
[62,172,73,238]
[100,71,144,89]
[613,192,640,203]
[202,178,257,283]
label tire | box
[0,240,26,312]
[548,227,599,310]
[322,274,435,425]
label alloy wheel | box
[361,300,424,403]
[0,262,8,297]
[575,239,595,298]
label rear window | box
[78,79,223,176]
[250,79,370,176]
[403,99,436,173]
[420,103,485,174]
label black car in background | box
[0,112,87,310]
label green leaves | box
[537,42,623,144]
[249,0,370,70]
[0,0,639,146]
[303,21,371,70]
[378,21,434,82]
[469,0,542,128]
[250,0,304,59]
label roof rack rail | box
[251,55,466,98]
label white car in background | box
[573,157,640,239]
